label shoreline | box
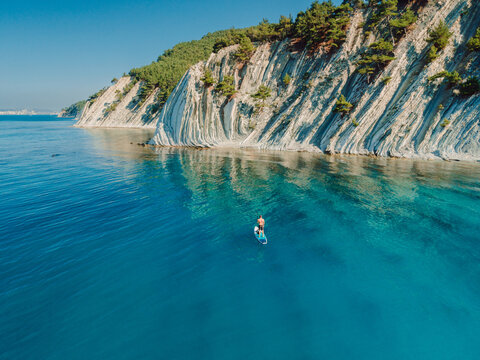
[75,123,480,163]
[145,142,480,164]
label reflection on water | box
[3,121,479,360]
[84,127,155,160]
[85,125,480,181]
[84,126,480,254]
[85,127,480,272]
[85,127,480,257]
[90,133,480,359]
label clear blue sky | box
[1,0,340,111]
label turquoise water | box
[1,116,480,359]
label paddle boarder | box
[257,215,265,237]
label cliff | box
[58,100,86,118]
[77,0,480,160]
[75,76,158,128]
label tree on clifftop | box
[389,9,417,37]
[373,0,398,25]
[277,15,294,39]
[247,19,278,42]
[294,1,353,48]
[234,36,256,62]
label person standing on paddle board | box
[257,215,265,237]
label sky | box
[1,0,341,111]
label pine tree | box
[234,36,256,62]
[428,70,462,86]
[277,15,294,39]
[370,0,397,27]
[460,77,480,96]
[215,76,237,99]
[377,0,398,43]
[357,38,396,82]
[251,84,272,111]
[247,19,279,42]
[334,95,353,115]
[426,21,452,50]
[389,9,417,37]
[200,69,215,87]
[467,27,480,51]
[427,45,438,63]
[378,0,397,21]
[251,85,272,102]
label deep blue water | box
[1,115,480,359]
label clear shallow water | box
[1,116,480,359]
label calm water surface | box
[1,116,480,359]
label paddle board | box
[254,226,267,245]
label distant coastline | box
[0,109,58,116]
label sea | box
[1,115,480,360]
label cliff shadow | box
[309,71,362,150]
[126,83,144,111]
[258,55,334,142]
[362,44,429,152]
[412,4,480,151]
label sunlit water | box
[1,116,480,359]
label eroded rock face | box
[150,0,480,160]
[75,77,158,128]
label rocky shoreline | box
[76,0,480,161]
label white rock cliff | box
[75,76,158,128]
[79,0,480,160]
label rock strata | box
[75,77,158,128]
[150,0,480,160]
[78,0,480,160]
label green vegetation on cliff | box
[428,70,462,86]
[234,36,256,62]
[357,38,396,82]
[215,75,237,99]
[427,21,452,51]
[459,76,480,96]
[200,69,215,87]
[251,84,272,111]
[389,9,417,37]
[60,100,86,118]
[425,21,452,63]
[294,1,353,48]
[84,0,427,115]
[124,1,357,110]
[334,94,353,115]
[429,70,480,97]
[467,27,480,52]
[88,88,107,103]
[129,30,232,105]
